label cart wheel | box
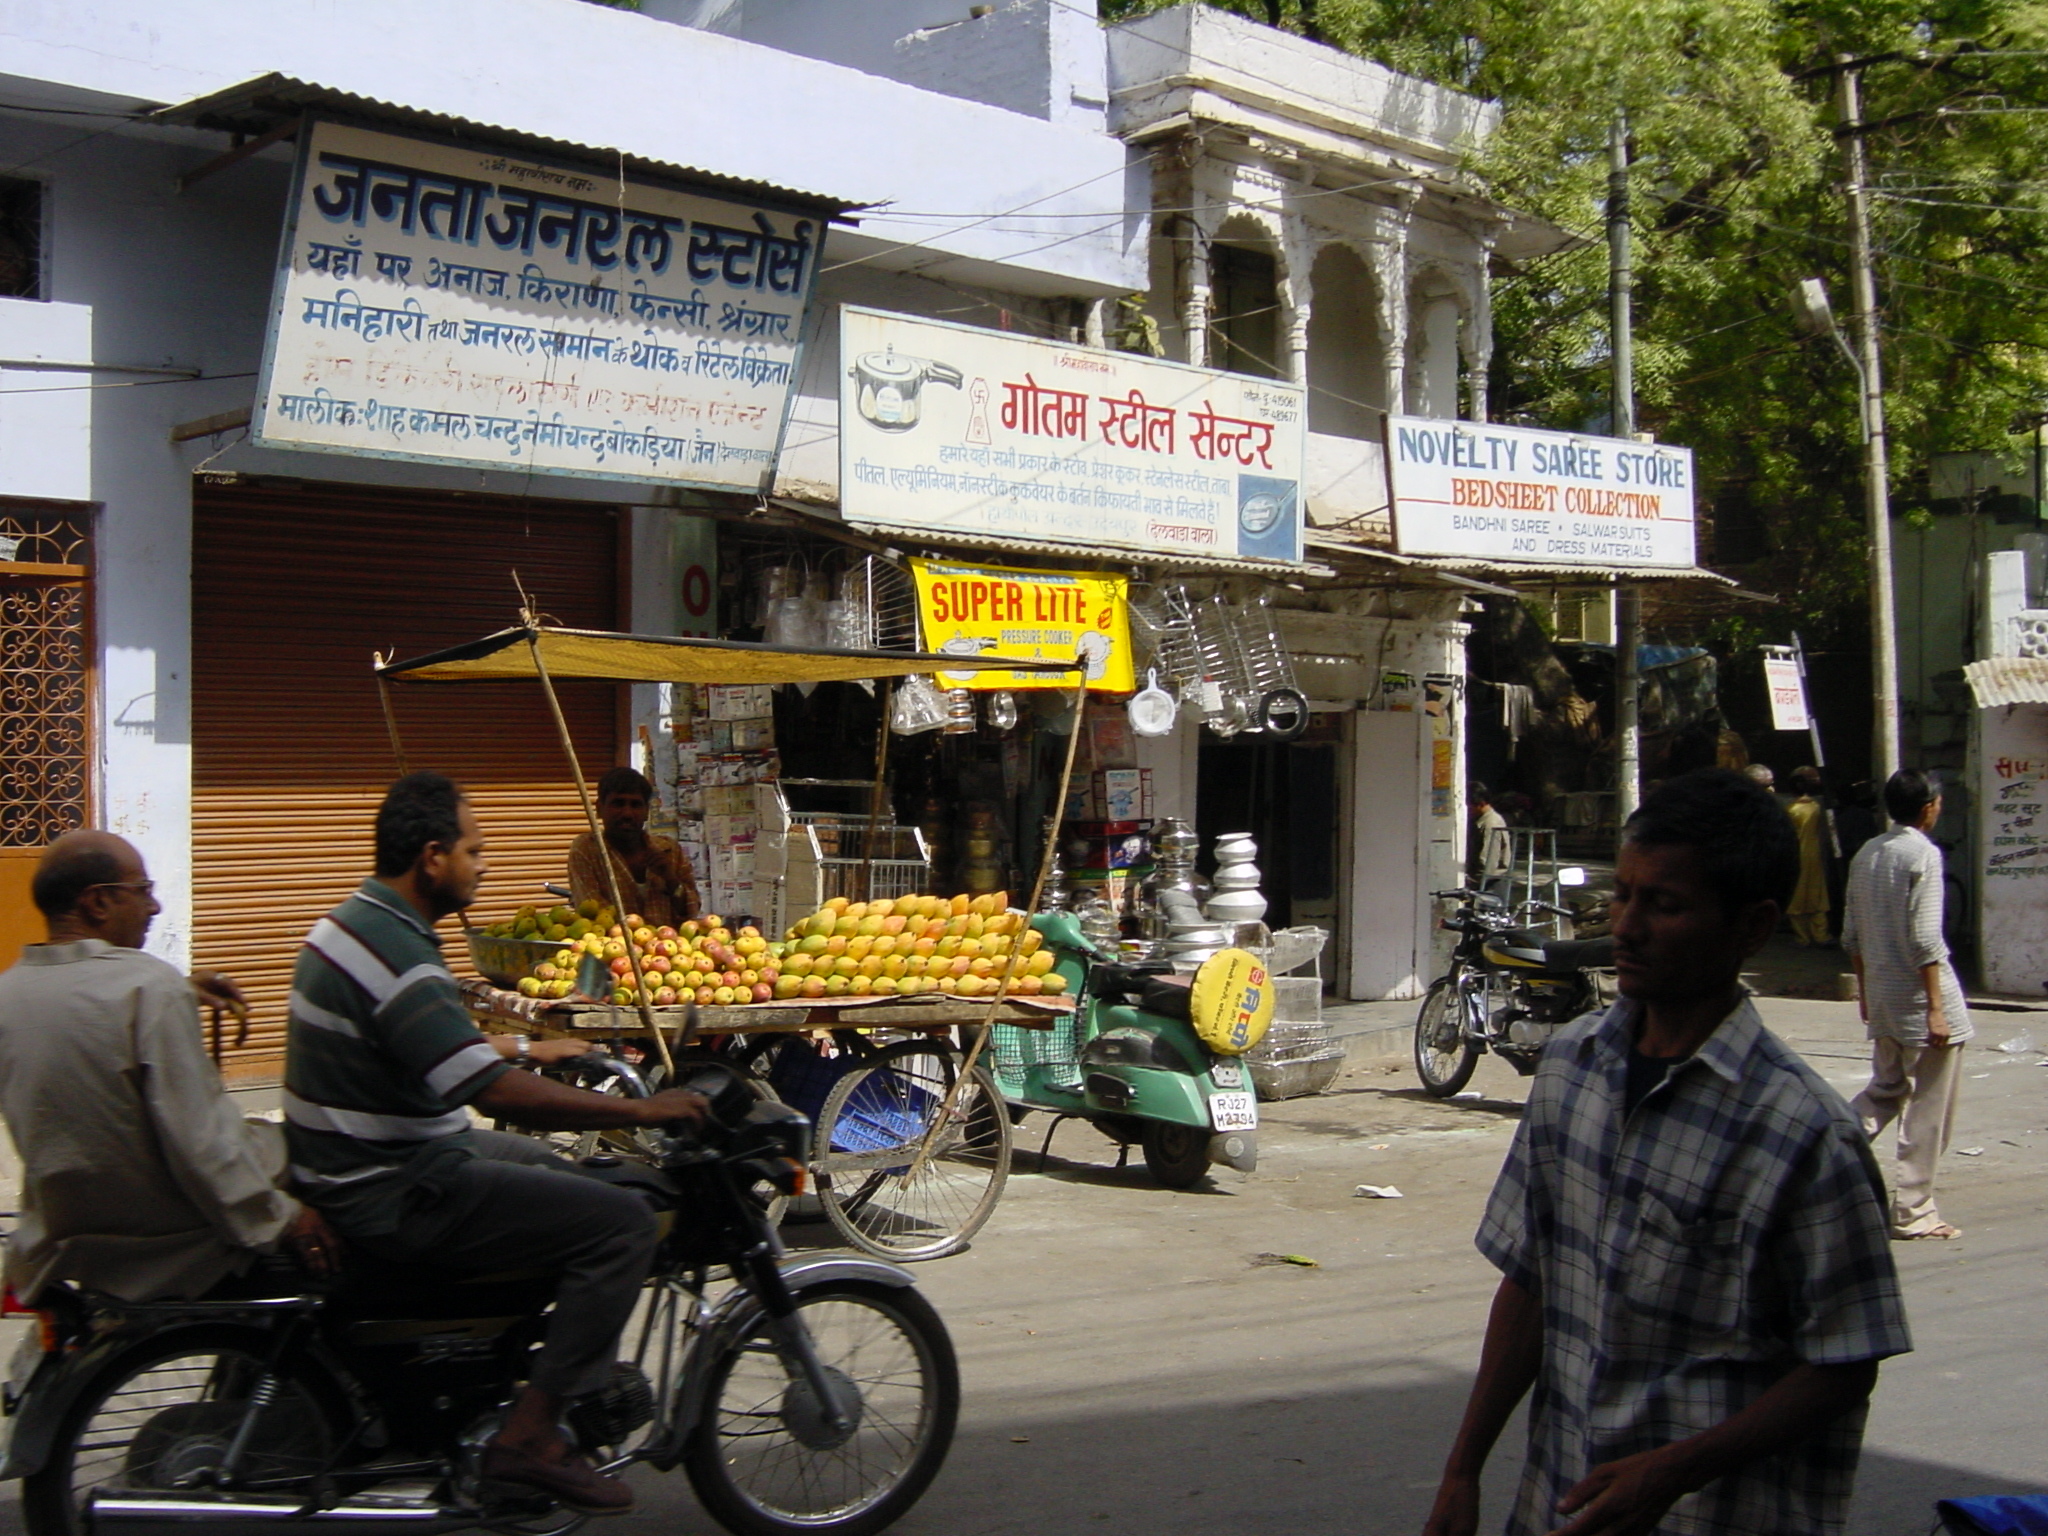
[814,1040,1010,1261]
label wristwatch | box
[515,1035,531,1061]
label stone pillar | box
[1281,211,1315,385]
[1371,195,1415,414]
[1462,243,1496,421]
[1180,213,1211,368]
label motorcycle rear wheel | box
[23,1327,344,1536]
[1414,977,1481,1098]
[682,1280,959,1536]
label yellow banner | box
[910,558,1134,692]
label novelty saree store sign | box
[842,308,1305,564]
[910,558,1134,692]
[1386,416,1697,568]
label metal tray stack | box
[1247,926,1344,1100]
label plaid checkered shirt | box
[1477,994,1910,1536]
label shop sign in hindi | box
[253,119,821,490]
[909,557,1134,692]
[1386,416,1696,568]
[841,308,1305,564]
[1763,656,1811,732]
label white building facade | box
[0,0,1539,1062]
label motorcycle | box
[987,912,1270,1189]
[1414,878,1613,1097]
[0,1058,957,1536]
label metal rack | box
[753,779,933,935]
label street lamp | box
[1791,273,1901,779]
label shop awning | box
[149,74,863,213]
[376,625,1081,686]
[839,519,1337,581]
[1306,534,1737,590]
[1964,657,2048,708]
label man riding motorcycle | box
[284,771,706,1516]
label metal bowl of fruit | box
[466,931,576,988]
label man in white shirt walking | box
[1842,768,1971,1240]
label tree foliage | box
[1104,0,2048,651]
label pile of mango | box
[510,902,774,1007]
[773,893,1065,1000]
[482,900,617,945]
[506,893,1064,1008]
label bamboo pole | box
[521,620,676,1078]
[908,666,1087,1178]
[859,680,895,903]
[373,659,411,776]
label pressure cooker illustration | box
[849,346,964,432]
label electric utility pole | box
[1609,115,1642,826]
[1838,58,1903,779]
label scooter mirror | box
[1557,866,1588,887]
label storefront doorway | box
[0,501,92,967]
[1195,729,1340,935]
[190,481,620,1076]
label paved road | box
[1,996,2039,1535]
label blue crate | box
[767,1043,857,1121]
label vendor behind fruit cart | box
[567,766,700,927]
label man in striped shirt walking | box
[1841,767,1972,1240]
[285,772,708,1515]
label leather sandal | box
[481,1440,635,1515]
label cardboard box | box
[1139,768,1155,820]
[1100,769,1142,822]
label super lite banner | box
[1386,415,1696,568]
[253,119,820,490]
[909,558,1133,692]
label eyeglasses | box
[86,879,155,899]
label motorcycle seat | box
[1541,936,1614,971]
[1485,932,1614,974]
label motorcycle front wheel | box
[682,1280,959,1536]
[23,1327,344,1536]
[1414,976,1482,1098]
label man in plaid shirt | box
[1423,770,1909,1536]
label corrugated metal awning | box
[1965,657,2048,707]
[844,520,1337,581]
[1305,533,1735,588]
[149,73,862,214]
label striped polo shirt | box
[282,879,509,1235]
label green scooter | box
[987,911,1269,1188]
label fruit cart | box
[373,605,1088,1260]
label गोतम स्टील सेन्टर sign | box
[252,119,821,490]
[909,557,1133,692]
[1385,414,1697,569]
[840,307,1305,565]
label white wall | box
[0,298,93,500]
[1975,703,2048,995]
[2,0,1142,295]
[663,0,1109,129]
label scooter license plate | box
[1208,1091,1258,1131]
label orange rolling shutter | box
[191,481,621,1077]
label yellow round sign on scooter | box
[1189,948,1274,1056]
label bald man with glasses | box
[0,830,337,1303]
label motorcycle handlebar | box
[558,1052,653,1099]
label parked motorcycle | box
[0,1058,957,1536]
[1414,879,1613,1097]
[987,912,1270,1189]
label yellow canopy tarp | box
[376,625,1082,686]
